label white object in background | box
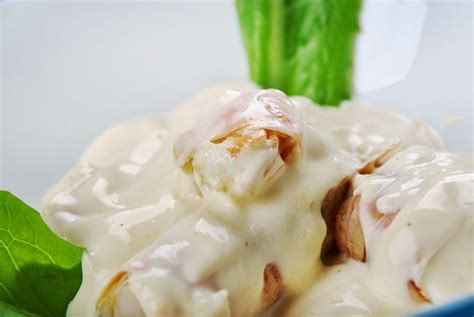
[354,0,427,93]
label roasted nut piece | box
[407,280,432,304]
[97,271,132,317]
[320,177,352,257]
[97,268,230,317]
[358,157,383,175]
[98,262,284,316]
[334,144,398,261]
[358,143,398,174]
[261,263,283,311]
[335,195,366,262]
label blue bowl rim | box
[413,294,474,317]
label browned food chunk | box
[358,143,398,174]
[97,271,129,317]
[407,280,432,304]
[173,89,304,197]
[335,195,367,262]
[261,263,283,311]
[320,177,352,258]
[97,262,284,316]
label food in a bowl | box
[40,86,472,316]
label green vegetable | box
[0,191,84,317]
[0,301,38,317]
[236,0,362,106]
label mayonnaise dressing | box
[285,146,473,316]
[40,86,470,317]
[354,146,473,305]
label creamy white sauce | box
[355,146,473,306]
[285,146,473,316]
[40,86,471,317]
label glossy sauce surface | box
[40,86,471,316]
[285,146,473,316]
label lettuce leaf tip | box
[0,191,84,317]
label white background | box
[1,0,472,208]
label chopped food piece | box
[357,142,398,174]
[408,280,432,304]
[261,263,283,310]
[173,89,303,197]
[320,176,352,257]
[335,194,366,262]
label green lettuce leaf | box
[236,0,362,106]
[0,191,84,317]
[0,301,39,317]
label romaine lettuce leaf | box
[236,0,362,106]
[0,191,84,317]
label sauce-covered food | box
[41,86,473,316]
